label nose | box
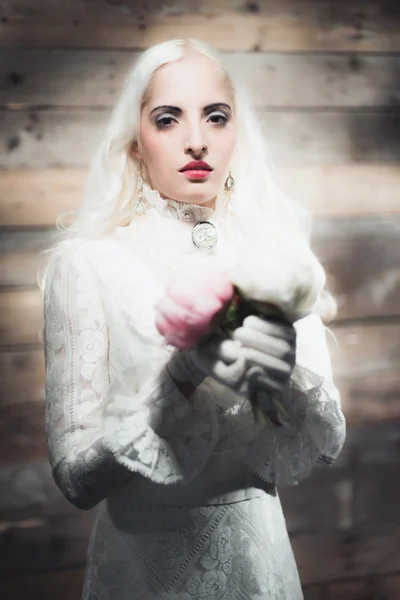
[184,121,208,158]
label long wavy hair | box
[38,38,335,321]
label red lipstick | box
[179,160,213,180]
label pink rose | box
[155,266,234,349]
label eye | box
[207,112,228,125]
[155,115,178,129]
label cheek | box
[216,129,237,165]
[141,130,164,164]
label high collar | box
[141,184,222,223]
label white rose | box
[231,242,325,318]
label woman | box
[41,39,346,600]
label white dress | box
[43,190,346,600]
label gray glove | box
[232,315,296,395]
[167,335,248,389]
[168,315,296,400]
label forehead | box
[145,56,232,108]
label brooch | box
[192,221,218,249]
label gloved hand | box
[168,315,296,400]
[232,315,297,395]
[166,334,247,390]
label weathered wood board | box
[0,350,45,406]
[0,372,398,461]
[2,109,400,168]
[2,49,400,109]
[0,461,74,518]
[292,524,400,586]
[1,166,400,229]
[1,0,400,52]
[0,0,399,594]
[0,169,84,227]
[1,215,399,318]
[8,438,398,533]
[304,577,400,600]
[0,512,95,574]
[1,568,400,600]
[0,289,44,347]
[2,509,400,586]
[0,568,85,600]
[1,342,400,421]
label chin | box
[181,182,218,206]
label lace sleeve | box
[101,364,219,485]
[245,312,346,487]
[44,245,218,510]
[44,246,135,510]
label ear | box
[129,140,141,161]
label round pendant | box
[192,221,218,249]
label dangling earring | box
[135,161,147,216]
[224,171,235,197]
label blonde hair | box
[38,38,335,321]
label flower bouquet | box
[155,243,325,423]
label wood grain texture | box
[330,323,400,378]
[0,371,399,462]
[2,109,400,168]
[0,366,399,465]
[0,461,74,519]
[0,109,106,169]
[0,455,346,534]
[0,169,84,227]
[0,436,374,495]
[380,575,400,599]
[1,276,400,350]
[2,166,400,229]
[312,216,400,321]
[0,230,59,286]
[336,371,400,425]
[3,456,400,586]
[1,216,399,317]
[322,580,378,599]
[1,425,400,582]
[278,165,400,217]
[2,508,400,586]
[0,350,45,406]
[0,0,399,592]
[303,589,324,600]
[2,48,400,109]
[0,457,343,532]
[0,512,94,574]
[0,568,85,600]
[1,0,400,51]
[1,344,400,423]
[293,524,400,585]
[353,464,400,529]
[0,403,46,463]
[0,289,43,346]
[1,569,399,600]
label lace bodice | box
[43,193,345,509]
[43,195,346,599]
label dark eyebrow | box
[149,105,181,116]
[204,103,232,113]
[149,103,232,116]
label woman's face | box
[137,55,237,209]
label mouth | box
[179,161,213,180]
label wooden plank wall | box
[1,1,400,598]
